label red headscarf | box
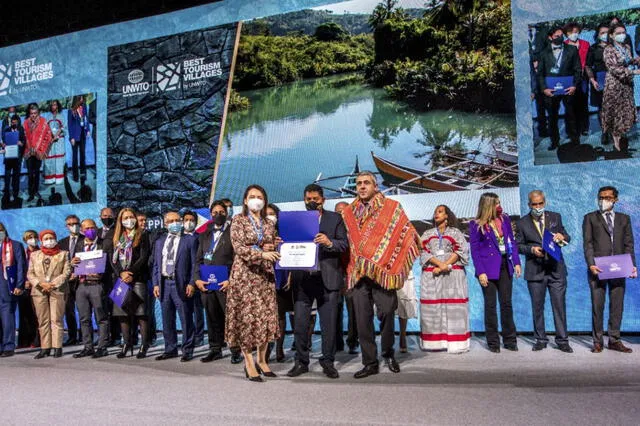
[39,230,61,256]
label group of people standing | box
[531,17,640,153]
[0,175,636,381]
[0,97,93,205]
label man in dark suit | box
[193,200,242,364]
[0,222,26,357]
[287,184,348,379]
[1,115,26,205]
[58,214,84,346]
[153,211,199,362]
[537,26,582,150]
[583,186,637,353]
[515,190,572,353]
[98,206,119,345]
[529,23,550,138]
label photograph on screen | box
[106,22,238,216]
[214,0,518,218]
[530,8,640,165]
[0,93,97,210]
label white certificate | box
[278,242,318,269]
[4,145,18,159]
[76,249,104,261]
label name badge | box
[166,259,175,267]
[436,249,445,256]
[550,66,559,74]
[204,252,213,261]
[498,244,506,254]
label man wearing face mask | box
[72,219,110,358]
[182,210,204,345]
[153,211,199,362]
[98,207,116,243]
[59,214,84,346]
[563,23,591,137]
[583,186,637,354]
[537,26,582,150]
[1,115,26,205]
[194,200,243,364]
[286,184,348,379]
[515,190,572,353]
[0,223,26,357]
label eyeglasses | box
[67,222,80,226]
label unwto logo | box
[0,64,12,96]
[155,63,181,92]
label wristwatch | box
[447,264,452,271]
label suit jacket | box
[291,210,348,291]
[193,222,233,283]
[0,239,26,301]
[153,232,198,300]
[111,234,151,284]
[67,105,88,141]
[27,250,72,296]
[515,211,569,281]
[537,43,582,90]
[469,215,521,280]
[59,235,85,259]
[1,126,26,159]
[583,210,636,270]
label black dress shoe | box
[230,353,243,364]
[180,353,194,362]
[244,367,264,382]
[201,350,224,363]
[34,349,51,359]
[286,363,309,377]
[557,344,574,353]
[0,350,15,357]
[136,345,149,359]
[488,346,500,353]
[384,357,400,373]
[156,352,179,361]
[354,365,379,379]
[255,363,277,377]
[532,342,547,351]
[92,347,109,358]
[504,344,519,352]
[53,348,63,358]
[321,363,339,379]
[117,344,134,359]
[73,348,95,358]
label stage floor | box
[3,335,640,425]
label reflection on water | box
[216,74,516,203]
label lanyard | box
[553,47,564,69]
[248,215,263,246]
[435,227,444,249]
[614,43,632,66]
[209,225,225,253]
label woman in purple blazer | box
[469,192,521,353]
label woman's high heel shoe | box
[136,345,149,359]
[244,367,264,382]
[255,363,277,377]
[117,344,133,359]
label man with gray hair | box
[515,190,572,353]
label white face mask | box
[26,238,38,247]
[184,221,196,232]
[598,199,614,212]
[43,239,57,249]
[247,198,264,212]
[122,218,137,230]
[68,224,80,235]
[599,34,608,43]
[614,33,627,44]
[568,33,579,42]
[266,215,277,225]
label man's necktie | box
[605,213,614,253]
[70,237,76,258]
[166,235,176,276]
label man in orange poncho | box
[342,171,419,379]
[23,103,52,202]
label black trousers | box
[544,94,578,146]
[481,257,516,348]
[194,292,205,343]
[589,277,625,345]
[574,85,590,133]
[3,159,21,198]
[26,156,41,197]
[527,275,568,345]
[76,283,109,350]
[293,273,339,366]
[72,130,86,180]
[534,90,548,133]
[17,290,38,347]
[351,277,397,367]
[64,280,79,342]
[200,290,239,354]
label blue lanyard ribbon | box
[248,215,263,249]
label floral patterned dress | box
[602,44,636,137]
[224,214,280,351]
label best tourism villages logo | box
[0,57,55,96]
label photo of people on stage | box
[0,93,97,210]
[530,9,640,165]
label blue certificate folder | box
[542,230,562,262]
[595,254,634,280]
[276,211,320,271]
[109,279,130,309]
[545,76,574,96]
[75,253,107,275]
[200,265,229,291]
[596,71,606,91]
[5,265,18,292]
[3,131,18,145]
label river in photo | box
[216,74,517,203]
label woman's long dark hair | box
[433,204,459,229]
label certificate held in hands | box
[595,254,634,280]
[199,265,229,291]
[542,230,563,262]
[3,131,19,159]
[276,210,320,270]
[75,250,107,275]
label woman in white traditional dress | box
[42,100,67,185]
[419,205,470,353]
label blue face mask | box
[167,222,183,234]
[531,207,544,217]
